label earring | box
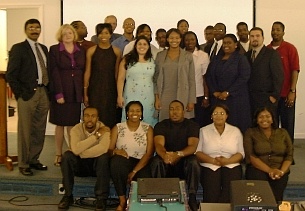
[140,117,142,120]
[126,116,129,120]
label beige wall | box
[0,0,61,48]
[256,0,305,138]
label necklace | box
[83,123,97,137]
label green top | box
[244,127,293,169]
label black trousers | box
[150,155,200,195]
[201,165,242,203]
[110,155,151,196]
[246,165,289,202]
[194,96,212,128]
[61,151,110,199]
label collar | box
[59,42,80,52]
[26,38,37,47]
[83,122,100,137]
[252,44,264,55]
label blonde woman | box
[49,24,86,166]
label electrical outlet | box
[58,184,65,194]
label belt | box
[37,84,45,87]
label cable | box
[157,199,168,211]
[0,195,119,209]
[0,196,57,206]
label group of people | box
[5,15,299,211]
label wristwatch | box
[290,89,296,93]
[176,151,184,157]
[204,96,209,100]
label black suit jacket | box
[6,40,49,101]
[204,41,224,59]
[245,45,284,101]
[237,41,251,54]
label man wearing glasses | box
[204,23,226,60]
[6,19,49,176]
[112,17,135,54]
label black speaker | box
[231,180,278,211]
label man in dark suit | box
[199,25,214,51]
[236,22,251,54]
[6,19,49,176]
[204,23,226,60]
[245,27,284,119]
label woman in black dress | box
[84,23,121,128]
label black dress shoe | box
[58,195,74,209]
[188,194,198,211]
[95,198,107,211]
[29,163,48,170]
[19,167,33,176]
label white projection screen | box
[63,0,253,46]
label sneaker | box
[188,194,198,211]
[95,198,106,211]
[58,195,74,210]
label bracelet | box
[132,170,137,173]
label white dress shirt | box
[192,48,209,97]
[196,123,244,171]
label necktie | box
[251,50,256,63]
[35,43,49,85]
[210,42,218,60]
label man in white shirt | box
[236,22,251,54]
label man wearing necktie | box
[204,23,226,60]
[6,19,49,176]
[245,27,284,120]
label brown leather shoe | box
[29,163,48,170]
[19,167,33,176]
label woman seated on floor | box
[109,101,154,211]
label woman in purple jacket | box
[49,24,86,166]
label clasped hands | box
[212,156,229,166]
[268,168,284,180]
[163,151,181,165]
[213,91,229,101]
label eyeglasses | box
[212,112,226,116]
[213,29,223,32]
[27,27,41,31]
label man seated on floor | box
[151,100,200,211]
[58,107,110,211]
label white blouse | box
[192,48,209,97]
[196,123,245,171]
[116,121,149,159]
